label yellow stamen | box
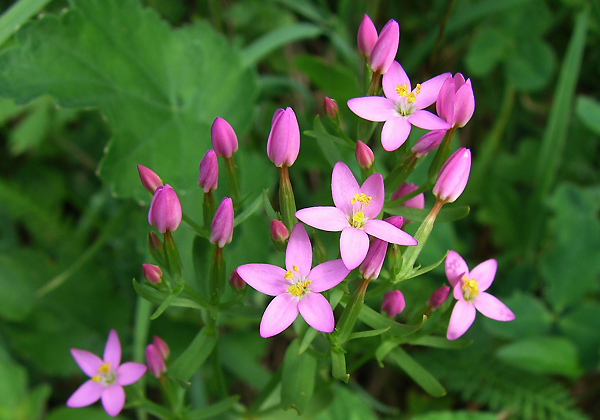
[350,192,372,206]
[396,83,408,97]
[352,211,365,225]
[97,362,111,374]
[283,270,294,280]
[292,265,299,272]
[407,92,416,103]
[415,83,421,95]
[461,275,479,300]
[288,280,312,297]
[92,375,101,383]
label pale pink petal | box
[445,250,468,287]
[332,162,360,216]
[454,80,475,127]
[473,292,515,321]
[360,173,384,219]
[381,116,411,152]
[469,259,497,292]
[103,330,121,368]
[414,72,452,110]
[447,300,476,340]
[298,292,335,333]
[340,227,370,270]
[363,219,418,246]
[309,259,350,292]
[453,282,464,300]
[382,61,411,100]
[236,264,288,296]
[70,349,103,377]
[102,385,125,417]
[408,110,451,130]
[436,76,454,121]
[411,129,446,158]
[260,293,299,338]
[296,207,349,232]
[66,380,103,408]
[116,362,147,386]
[286,224,313,277]
[347,96,397,122]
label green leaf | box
[149,282,184,320]
[401,251,448,281]
[294,55,360,103]
[407,336,472,349]
[575,95,600,135]
[234,192,264,227]
[354,303,426,337]
[46,407,128,420]
[465,27,508,76]
[0,0,52,47]
[169,327,218,383]
[410,411,497,420]
[387,347,446,397]
[347,328,390,341]
[330,346,349,383]
[504,38,556,91]
[383,203,470,223]
[0,0,257,201]
[132,279,205,310]
[281,339,316,414]
[558,303,600,369]
[298,327,319,354]
[496,336,583,377]
[186,396,240,420]
[309,115,344,168]
[262,189,279,221]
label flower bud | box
[382,290,405,317]
[152,336,170,360]
[146,344,166,378]
[210,197,234,248]
[142,263,163,284]
[271,219,289,242]
[267,107,300,167]
[323,97,339,119]
[433,148,471,203]
[137,164,163,193]
[368,19,399,75]
[427,285,450,310]
[358,14,378,58]
[355,140,375,170]
[411,130,446,158]
[198,150,218,192]
[211,117,238,158]
[359,238,387,280]
[436,74,475,128]
[385,215,404,229]
[230,269,246,290]
[391,182,425,210]
[148,185,182,233]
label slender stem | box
[183,284,211,309]
[428,0,456,70]
[133,297,151,420]
[335,277,370,344]
[210,348,228,399]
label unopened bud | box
[146,344,166,378]
[267,107,300,168]
[391,183,425,210]
[427,285,450,310]
[198,150,218,192]
[152,336,170,360]
[148,185,182,233]
[323,97,339,119]
[433,148,471,203]
[382,290,405,317]
[357,14,378,58]
[211,117,238,158]
[137,164,163,193]
[230,269,246,290]
[210,197,234,248]
[355,140,375,170]
[270,219,289,242]
[437,73,475,128]
[368,19,399,75]
[142,263,163,284]
[411,130,446,158]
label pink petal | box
[363,219,418,246]
[347,96,397,122]
[411,129,446,158]
[382,61,411,100]
[296,207,349,232]
[414,72,452,110]
[103,330,121,368]
[309,259,350,292]
[381,116,411,152]
[236,264,288,296]
[340,227,370,270]
[445,250,468,287]
[469,259,497,292]
[454,80,475,127]
[260,293,299,338]
[70,349,103,377]
[66,380,103,408]
[436,76,454,121]
[360,173,384,219]
[408,110,451,130]
[298,292,335,333]
[332,162,360,216]
[286,224,313,278]
[454,73,466,89]
[116,362,147,386]
[473,292,515,322]
[102,385,125,417]
[447,300,476,340]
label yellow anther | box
[292,265,299,272]
[92,375,101,383]
[284,270,294,280]
[461,275,479,300]
[396,83,408,97]
[98,362,111,374]
[415,83,421,95]
[288,280,312,297]
[407,92,416,103]
[350,193,372,206]
[352,211,365,225]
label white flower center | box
[91,362,116,386]
[395,83,421,116]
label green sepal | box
[163,231,183,284]
[202,191,217,230]
[330,345,349,383]
[278,166,297,232]
[281,339,316,414]
[224,156,241,204]
[208,246,225,305]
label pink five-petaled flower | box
[348,61,451,151]
[67,330,147,417]
[237,224,350,337]
[295,162,417,270]
[445,250,515,340]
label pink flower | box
[237,224,350,337]
[210,197,234,248]
[295,162,417,270]
[445,251,515,340]
[355,140,375,169]
[67,330,147,417]
[348,61,451,151]
[391,182,425,210]
[137,165,163,193]
[433,148,471,203]
[148,185,182,233]
[142,263,162,285]
[436,73,475,128]
[382,290,405,317]
[368,20,399,74]
[267,107,300,167]
[358,14,378,58]
[211,117,238,158]
[198,150,218,192]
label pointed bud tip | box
[211,117,238,158]
[137,164,163,193]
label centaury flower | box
[445,251,515,340]
[67,330,147,417]
[237,224,350,337]
[296,162,417,270]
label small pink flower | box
[211,117,238,158]
[433,148,471,203]
[436,73,475,128]
[355,140,375,169]
[368,20,399,74]
[296,162,417,270]
[348,61,451,151]
[198,150,218,192]
[267,107,300,167]
[357,14,378,58]
[391,182,425,210]
[67,330,146,417]
[445,250,515,340]
[237,224,350,337]
[148,185,182,233]
[382,290,405,317]
[210,197,234,248]
[137,165,163,193]
[142,263,162,285]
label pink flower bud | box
[198,150,218,192]
[359,238,387,280]
[433,148,471,203]
[382,290,405,317]
[427,285,450,310]
[230,269,246,290]
[267,107,300,167]
[146,344,166,378]
[368,19,399,74]
[385,215,404,229]
[137,164,163,193]
[210,197,234,248]
[436,73,475,128]
[152,336,170,360]
[358,14,378,58]
[323,97,339,119]
[391,182,425,210]
[271,219,289,242]
[142,263,163,284]
[355,140,375,169]
[211,117,238,158]
[148,185,182,233]
[411,130,446,158]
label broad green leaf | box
[295,55,360,103]
[384,203,470,223]
[483,292,553,339]
[281,339,316,414]
[575,95,600,135]
[387,347,446,397]
[169,327,218,383]
[465,27,508,76]
[298,327,319,354]
[559,303,600,369]
[0,251,38,321]
[186,396,240,420]
[504,39,556,91]
[0,0,51,47]
[219,333,271,390]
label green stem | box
[203,191,217,230]
[182,213,209,238]
[225,156,241,205]
[183,284,211,309]
[133,297,151,420]
[334,277,370,344]
[278,166,297,232]
[427,0,456,70]
[210,347,228,399]
[427,126,457,184]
